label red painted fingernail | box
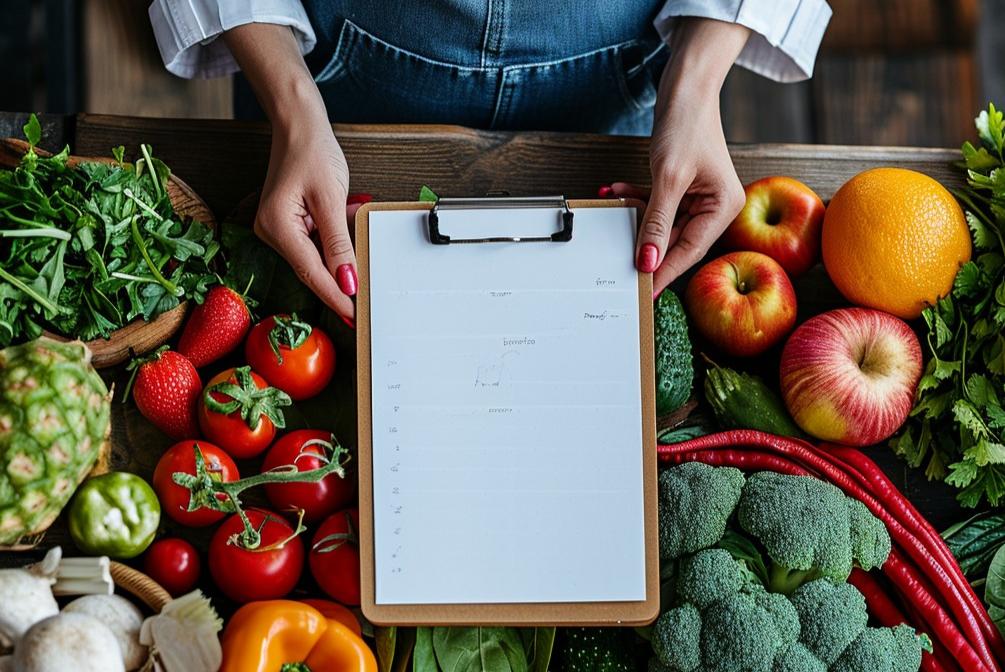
[637,244,659,273]
[336,264,357,296]
[347,193,373,205]
[598,185,613,198]
[341,314,355,329]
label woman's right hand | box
[223,23,359,325]
[255,111,358,324]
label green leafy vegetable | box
[891,103,1005,507]
[0,114,219,345]
[943,511,1005,580]
[985,544,1005,638]
[394,626,554,672]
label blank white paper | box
[368,205,646,605]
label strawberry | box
[177,285,252,368]
[127,348,202,439]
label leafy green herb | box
[891,103,1005,506]
[986,544,1005,637]
[943,511,1005,580]
[0,114,219,345]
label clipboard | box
[355,196,658,626]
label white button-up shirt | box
[149,0,831,83]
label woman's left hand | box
[633,18,752,296]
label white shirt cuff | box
[654,0,832,82]
[149,0,317,79]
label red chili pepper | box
[658,431,1000,672]
[885,550,992,672]
[659,448,811,476]
[828,445,1005,664]
[849,569,953,672]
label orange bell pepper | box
[221,600,377,672]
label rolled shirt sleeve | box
[149,0,316,78]
[654,0,832,82]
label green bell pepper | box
[68,472,161,559]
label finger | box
[255,218,354,320]
[636,172,689,274]
[611,182,651,200]
[308,188,358,303]
[652,211,725,294]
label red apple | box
[720,177,825,277]
[780,308,922,446]
[684,251,797,357]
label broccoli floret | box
[558,627,638,672]
[747,586,801,649]
[659,463,745,560]
[788,580,867,665]
[701,593,790,672]
[737,472,891,593]
[773,643,827,672]
[651,604,701,672]
[848,499,892,571]
[831,625,930,672]
[676,548,749,608]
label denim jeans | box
[292,1,668,136]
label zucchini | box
[654,290,693,415]
[704,364,805,438]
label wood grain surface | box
[0,112,974,573]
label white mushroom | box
[0,548,60,649]
[11,613,124,672]
[63,595,146,670]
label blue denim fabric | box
[295,1,667,135]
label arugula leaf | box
[23,113,41,147]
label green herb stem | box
[129,215,179,296]
[0,265,61,314]
[0,227,72,241]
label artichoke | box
[0,338,110,546]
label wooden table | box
[0,112,971,572]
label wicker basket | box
[110,562,172,613]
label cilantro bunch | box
[891,103,1005,507]
[0,115,218,346]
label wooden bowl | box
[0,138,216,368]
[110,561,172,613]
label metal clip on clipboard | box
[427,195,574,245]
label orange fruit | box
[821,167,971,319]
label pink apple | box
[780,308,922,446]
[684,251,797,357]
[720,177,825,277]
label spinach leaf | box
[985,544,1005,637]
[413,628,437,672]
[432,627,529,672]
[943,511,1005,579]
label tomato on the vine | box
[245,314,336,400]
[153,440,239,527]
[198,366,291,459]
[309,508,360,606]
[262,430,355,524]
[143,538,201,596]
[209,509,304,603]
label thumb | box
[636,174,688,274]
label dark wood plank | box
[0,111,71,153]
[823,0,978,52]
[814,52,977,147]
[73,114,964,221]
[721,69,813,144]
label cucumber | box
[654,291,693,415]
[704,364,805,438]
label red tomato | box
[209,509,304,603]
[143,538,201,596]
[309,509,360,606]
[153,440,239,527]
[245,315,336,400]
[198,367,284,459]
[262,430,355,524]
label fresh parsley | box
[0,114,219,345]
[891,103,1005,507]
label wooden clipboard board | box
[355,198,658,626]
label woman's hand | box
[636,18,751,296]
[224,24,358,323]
